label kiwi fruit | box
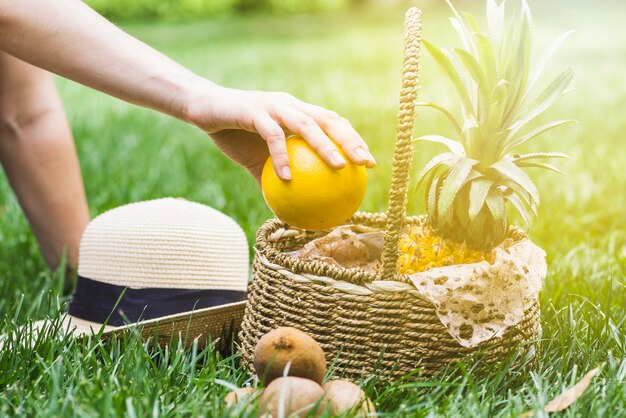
[322,380,375,415]
[253,327,327,384]
[259,376,329,417]
[224,387,259,407]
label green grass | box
[1,2,625,416]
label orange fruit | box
[261,136,367,230]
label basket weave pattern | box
[239,8,542,379]
[240,215,540,378]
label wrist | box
[180,80,228,130]
[154,70,217,122]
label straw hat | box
[43,198,249,346]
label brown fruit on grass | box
[253,327,327,385]
[322,380,375,415]
[260,376,329,417]
[224,387,259,407]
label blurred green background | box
[86,0,393,20]
[0,0,625,415]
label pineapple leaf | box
[462,169,483,187]
[504,191,532,228]
[414,135,466,157]
[438,158,480,218]
[469,206,488,244]
[462,11,481,33]
[492,79,509,104]
[520,0,533,26]
[490,159,540,206]
[474,33,498,86]
[469,178,494,221]
[417,0,573,249]
[415,152,458,191]
[498,9,518,74]
[510,67,574,135]
[504,119,577,154]
[486,0,505,46]
[485,188,506,223]
[527,30,575,93]
[422,40,474,114]
[515,161,563,175]
[502,119,578,154]
[499,179,536,210]
[455,48,490,99]
[427,175,443,220]
[511,152,570,162]
[528,66,575,115]
[416,102,465,140]
[503,6,532,123]
[451,18,473,52]
[446,0,475,53]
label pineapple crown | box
[415,0,575,250]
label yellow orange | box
[261,136,367,230]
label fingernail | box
[368,152,377,165]
[281,166,292,180]
[331,150,346,167]
[356,147,369,161]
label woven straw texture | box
[78,198,249,291]
[239,8,542,380]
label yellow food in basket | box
[261,136,367,230]
[398,223,489,275]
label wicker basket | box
[239,8,541,380]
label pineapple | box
[399,222,489,275]
[398,0,574,273]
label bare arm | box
[0,0,376,181]
[0,0,196,118]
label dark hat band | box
[68,276,247,327]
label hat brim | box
[32,300,247,348]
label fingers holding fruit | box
[296,102,377,168]
[186,86,374,183]
[272,106,347,170]
[252,113,291,181]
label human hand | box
[182,84,376,183]
[0,0,375,184]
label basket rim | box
[255,212,397,286]
[254,212,528,287]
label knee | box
[0,87,61,143]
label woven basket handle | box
[378,8,423,282]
